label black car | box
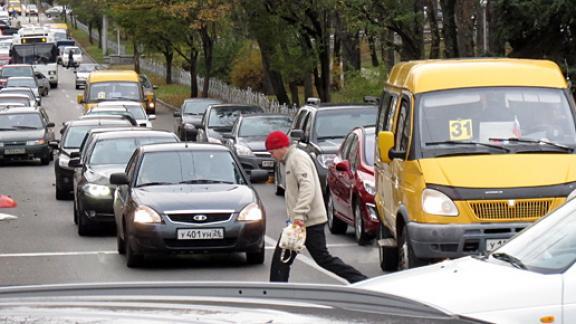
[173,98,223,141]
[69,130,179,236]
[224,114,292,174]
[196,104,264,144]
[275,101,377,196]
[51,118,134,200]
[110,143,269,267]
[0,107,55,164]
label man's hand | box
[292,219,305,228]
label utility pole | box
[480,0,488,54]
[102,15,108,56]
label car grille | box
[254,152,271,158]
[4,142,26,147]
[166,212,232,224]
[469,198,553,220]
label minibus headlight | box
[422,189,459,216]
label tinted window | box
[88,82,141,102]
[136,151,244,186]
[78,65,98,73]
[239,116,292,137]
[314,108,377,140]
[1,67,33,77]
[89,136,176,165]
[63,125,96,149]
[0,113,42,129]
[208,106,262,128]
[364,131,375,166]
[6,78,36,88]
[182,100,221,115]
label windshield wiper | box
[425,140,510,153]
[489,137,573,152]
[491,252,526,270]
[12,125,40,130]
[136,181,174,187]
[179,179,234,184]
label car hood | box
[85,164,125,185]
[132,184,256,213]
[355,257,562,319]
[419,154,576,188]
[0,129,44,142]
[316,138,344,153]
[238,136,266,152]
[182,115,202,125]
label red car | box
[326,126,379,244]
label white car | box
[61,46,82,67]
[87,102,155,127]
[355,197,576,324]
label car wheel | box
[354,201,373,245]
[55,177,66,200]
[398,225,426,270]
[274,167,284,196]
[378,223,398,272]
[117,226,126,255]
[40,154,50,165]
[246,243,265,265]
[125,233,144,268]
[73,199,79,225]
[77,204,92,236]
[327,193,347,234]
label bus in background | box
[10,43,59,88]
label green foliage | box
[332,66,387,103]
[68,23,104,63]
[229,43,265,92]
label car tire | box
[246,244,265,265]
[117,233,126,255]
[327,193,347,234]
[378,224,398,272]
[398,225,426,270]
[274,167,284,196]
[73,199,79,225]
[55,179,67,200]
[353,201,373,245]
[125,235,144,268]
[40,154,50,165]
[75,84,79,90]
[77,204,92,236]
[50,83,57,89]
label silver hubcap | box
[327,196,334,227]
[399,235,409,270]
[354,205,362,241]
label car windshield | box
[136,151,244,186]
[65,48,81,54]
[0,113,42,129]
[63,125,96,149]
[7,78,35,88]
[493,198,576,274]
[314,108,377,141]
[88,82,141,102]
[78,65,97,73]
[364,130,375,166]
[208,106,262,128]
[2,67,33,77]
[182,100,221,115]
[0,97,29,106]
[239,116,292,137]
[0,42,10,51]
[89,136,175,165]
[419,87,576,154]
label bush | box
[229,44,265,92]
[332,66,388,103]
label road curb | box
[158,98,178,111]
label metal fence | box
[74,20,292,114]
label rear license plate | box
[177,228,224,240]
[262,160,275,168]
[486,239,508,251]
[4,148,25,155]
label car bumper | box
[75,79,86,86]
[0,144,49,161]
[78,192,115,223]
[129,219,265,255]
[238,155,275,173]
[407,221,529,259]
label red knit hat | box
[265,131,290,151]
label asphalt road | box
[0,18,381,287]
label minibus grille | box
[469,199,552,220]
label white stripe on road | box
[264,236,348,284]
[0,251,117,258]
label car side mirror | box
[59,128,65,134]
[69,151,80,158]
[335,160,350,172]
[290,129,305,142]
[148,114,156,121]
[377,131,395,163]
[109,172,129,185]
[68,158,82,168]
[77,94,84,104]
[250,169,269,183]
[47,122,55,128]
[173,111,181,118]
[184,123,198,135]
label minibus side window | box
[395,99,411,153]
[377,91,398,133]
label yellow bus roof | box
[46,23,68,30]
[88,70,139,83]
[386,58,568,94]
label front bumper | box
[75,78,86,87]
[129,219,265,255]
[407,221,529,259]
[0,144,49,161]
[77,191,115,223]
[238,155,275,173]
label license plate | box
[4,148,25,155]
[177,228,224,240]
[261,160,275,168]
[486,239,508,251]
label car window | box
[7,78,36,88]
[238,117,291,137]
[1,67,33,77]
[136,151,244,186]
[87,82,141,102]
[0,97,30,106]
[340,132,354,159]
[63,125,97,149]
[89,136,176,165]
[395,98,411,153]
[364,131,375,166]
[208,106,262,128]
[0,113,42,129]
[348,136,359,171]
[314,108,377,141]
[182,101,221,115]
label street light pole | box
[480,0,488,54]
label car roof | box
[93,130,175,141]
[2,64,32,68]
[65,119,133,127]
[7,76,34,80]
[140,142,229,153]
[0,87,34,92]
[0,94,30,98]
[210,104,261,109]
[96,101,142,107]
[240,113,291,119]
[386,58,567,94]
[183,98,223,104]
[87,70,139,83]
[0,107,40,114]
[89,107,128,112]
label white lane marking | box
[264,236,348,284]
[0,251,117,258]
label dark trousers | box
[270,223,367,283]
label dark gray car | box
[196,104,264,144]
[110,143,269,267]
[173,98,223,141]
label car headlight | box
[422,189,458,216]
[316,154,337,169]
[238,202,263,221]
[83,184,112,198]
[148,102,155,108]
[133,205,162,224]
[26,139,45,145]
[363,180,376,196]
[235,144,253,156]
[208,137,222,144]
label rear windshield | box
[0,113,42,129]
[1,67,33,77]
[314,108,377,141]
[239,116,292,137]
[6,78,35,88]
[182,100,221,115]
[208,106,262,128]
[89,136,176,165]
[88,82,142,102]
